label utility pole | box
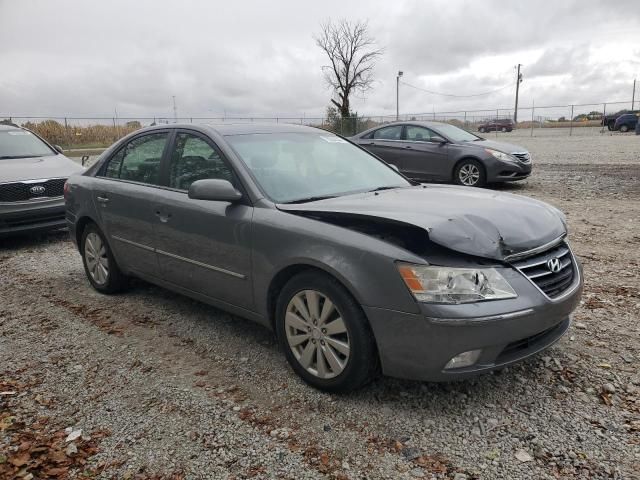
[396,71,403,121]
[514,64,523,124]
[633,79,636,110]
[172,95,178,123]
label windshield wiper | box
[284,194,338,204]
[0,155,38,159]
[367,186,400,193]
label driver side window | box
[373,125,403,140]
[405,126,435,142]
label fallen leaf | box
[515,449,533,462]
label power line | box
[399,80,513,98]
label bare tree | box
[315,20,383,118]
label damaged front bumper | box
[364,259,583,382]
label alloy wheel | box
[459,163,480,186]
[284,289,350,379]
[84,232,109,285]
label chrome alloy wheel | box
[285,289,350,379]
[84,232,109,285]
[459,163,480,186]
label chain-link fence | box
[1,99,636,150]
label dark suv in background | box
[602,110,640,130]
[613,113,639,132]
[478,118,515,133]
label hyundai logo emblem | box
[29,185,46,195]
[547,257,562,273]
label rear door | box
[152,130,254,309]
[358,125,405,169]
[94,131,171,277]
[400,126,449,181]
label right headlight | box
[397,263,517,304]
[485,148,516,162]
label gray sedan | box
[350,121,532,187]
[0,124,83,236]
[65,123,582,392]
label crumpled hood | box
[278,185,566,260]
[0,154,84,183]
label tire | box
[275,271,379,392]
[619,124,629,133]
[501,127,507,132]
[478,127,485,133]
[454,159,486,187]
[607,121,614,131]
[81,223,127,294]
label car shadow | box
[0,229,70,252]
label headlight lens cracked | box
[398,263,518,304]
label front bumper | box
[488,161,532,182]
[0,198,66,236]
[365,260,583,382]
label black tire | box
[501,127,507,132]
[454,159,486,187]
[619,124,629,133]
[607,121,614,131]
[275,271,379,393]
[80,223,128,294]
[478,127,485,133]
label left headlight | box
[485,148,516,162]
[397,263,517,304]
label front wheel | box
[501,127,507,132]
[275,271,378,392]
[454,159,486,187]
[478,127,485,133]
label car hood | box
[0,154,84,183]
[461,139,527,154]
[278,185,566,260]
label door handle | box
[96,195,110,204]
[404,145,413,149]
[368,142,376,145]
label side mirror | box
[430,136,447,144]
[54,145,64,154]
[188,179,242,202]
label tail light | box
[63,180,70,200]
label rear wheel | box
[81,223,127,294]
[478,127,485,133]
[620,124,629,133]
[501,127,507,132]
[275,271,378,392]
[455,159,486,187]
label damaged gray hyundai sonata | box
[65,123,583,392]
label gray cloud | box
[0,0,638,119]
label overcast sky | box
[1,0,638,120]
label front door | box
[93,131,170,276]
[400,126,449,181]
[153,130,253,309]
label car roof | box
[128,122,327,137]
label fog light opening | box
[444,349,482,370]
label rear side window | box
[373,125,402,140]
[103,133,168,185]
[168,133,235,191]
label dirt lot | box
[1,134,639,479]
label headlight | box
[397,263,517,304]
[485,148,516,162]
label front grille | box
[497,320,567,362]
[510,241,575,298]
[0,178,66,202]
[512,152,531,163]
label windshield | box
[226,132,411,203]
[432,124,481,142]
[0,129,55,159]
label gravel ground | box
[2,135,639,479]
